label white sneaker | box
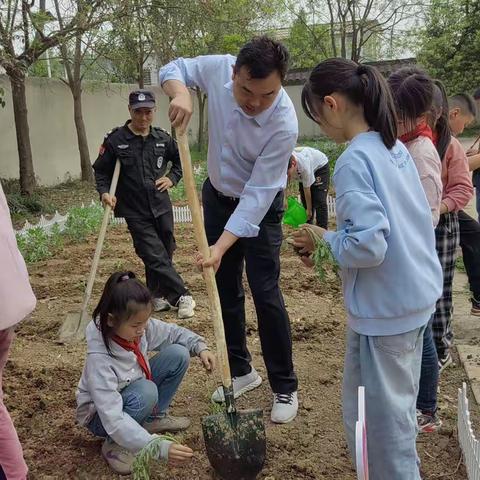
[211,367,263,403]
[177,295,196,319]
[101,438,135,475]
[153,297,171,312]
[271,391,298,424]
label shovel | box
[176,131,266,480]
[58,159,121,343]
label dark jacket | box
[93,121,182,219]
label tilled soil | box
[4,224,472,479]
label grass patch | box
[298,138,347,176]
[456,256,466,273]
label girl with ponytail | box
[75,271,215,475]
[293,58,442,479]
[388,67,443,227]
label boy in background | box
[287,146,329,228]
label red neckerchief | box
[112,335,152,380]
[400,123,434,144]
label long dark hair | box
[301,58,397,149]
[387,67,434,134]
[431,80,451,160]
[92,271,152,354]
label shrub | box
[16,225,63,263]
[63,203,104,241]
[16,203,104,263]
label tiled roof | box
[284,58,417,85]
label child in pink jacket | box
[416,82,473,433]
[0,182,36,480]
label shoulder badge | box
[155,126,171,137]
[103,126,121,139]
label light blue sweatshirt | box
[323,132,443,336]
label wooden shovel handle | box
[176,132,232,390]
[77,159,121,333]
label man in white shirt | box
[159,37,299,423]
[288,146,330,228]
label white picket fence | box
[458,382,480,479]
[354,383,480,479]
[356,386,369,480]
[327,195,336,218]
[110,205,193,226]
[15,211,69,236]
[14,202,194,236]
[15,196,336,236]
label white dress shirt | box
[159,54,298,237]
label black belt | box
[210,180,240,203]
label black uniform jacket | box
[93,120,182,219]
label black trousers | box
[299,163,330,228]
[202,179,298,394]
[459,210,480,299]
[126,212,189,305]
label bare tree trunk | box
[9,68,36,195]
[73,28,93,183]
[326,0,338,56]
[138,60,144,88]
[340,20,347,58]
[348,0,359,62]
[138,28,144,88]
[54,1,92,182]
[72,84,93,182]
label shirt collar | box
[224,81,284,127]
[123,119,158,139]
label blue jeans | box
[417,320,439,413]
[88,344,190,437]
[343,325,425,480]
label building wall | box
[0,75,316,186]
[286,84,322,139]
[0,75,199,185]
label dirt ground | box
[4,220,473,479]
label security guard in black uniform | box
[93,89,195,319]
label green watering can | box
[283,196,307,228]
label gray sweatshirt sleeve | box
[86,354,156,452]
[146,318,208,356]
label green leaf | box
[312,237,339,281]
